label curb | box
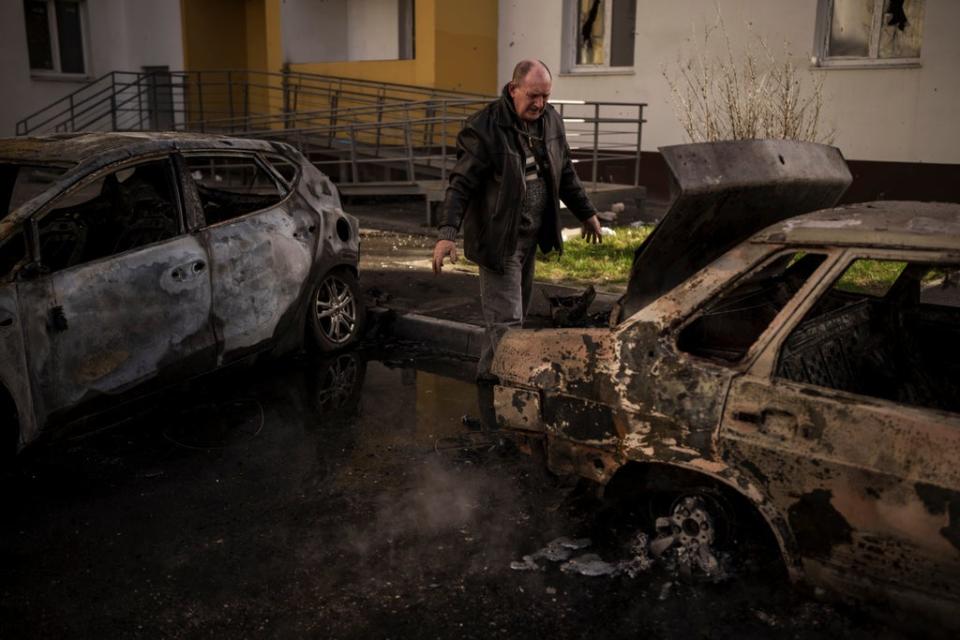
[368,307,484,358]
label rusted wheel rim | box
[315,275,356,344]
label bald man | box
[432,59,602,381]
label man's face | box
[510,70,552,123]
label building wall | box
[498,0,960,166]
[287,0,497,94]
[0,0,184,137]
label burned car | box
[493,140,960,627]
[0,132,361,454]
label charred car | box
[492,140,960,628]
[0,132,362,454]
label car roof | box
[0,131,293,167]
[751,201,960,251]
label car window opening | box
[678,252,827,363]
[36,159,180,273]
[777,258,960,414]
[185,155,285,226]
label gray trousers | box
[476,235,538,378]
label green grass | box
[454,226,652,287]
[834,259,907,296]
[534,226,652,284]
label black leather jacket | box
[438,85,596,273]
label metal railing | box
[15,69,647,190]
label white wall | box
[281,0,401,63]
[498,0,960,164]
[0,0,184,137]
[282,0,349,63]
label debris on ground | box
[543,285,596,327]
[511,532,653,578]
[595,210,617,222]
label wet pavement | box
[1,344,902,639]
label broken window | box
[264,155,300,189]
[35,158,181,272]
[1,164,69,219]
[777,258,960,414]
[817,0,925,65]
[23,0,87,75]
[565,0,636,71]
[185,155,286,226]
[678,252,827,363]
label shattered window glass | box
[677,251,827,363]
[185,155,285,226]
[828,0,875,57]
[777,258,960,413]
[824,0,924,61]
[879,0,924,58]
[576,0,605,65]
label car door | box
[15,155,218,425]
[183,152,315,364]
[720,249,960,606]
[0,228,38,445]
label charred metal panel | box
[203,201,314,363]
[493,385,541,432]
[17,235,216,422]
[620,140,852,320]
[0,284,37,445]
[722,375,960,603]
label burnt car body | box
[0,132,361,454]
[492,140,960,627]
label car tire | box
[308,268,365,352]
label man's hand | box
[581,214,603,244]
[432,239,459,275]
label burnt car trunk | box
[617,140,852,322]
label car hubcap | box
[651,495,724,579]
[315,275,356,344]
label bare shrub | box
[663,10,834,144]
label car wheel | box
[649,489,733,581]
[309,268,365,352]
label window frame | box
[767,247,960,415]
[672,247,835,370]
[27,153,186,273]
[24,0,92,80]
[560,0,636,76]
[813,0,924,69]
[180,151,294,230]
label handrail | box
[14,68,647,191]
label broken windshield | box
[1,163,68,220]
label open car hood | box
[617,139,852,322]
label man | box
[432,59,602,381]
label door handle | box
[171,260,206,282]
[732,408,799,439]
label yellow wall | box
[180,0,284,125]
[288,0,497,95]
[434,0,497,94]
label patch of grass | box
[534,227,652,285]
[452,227,652,288]
[834,259,907,296]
